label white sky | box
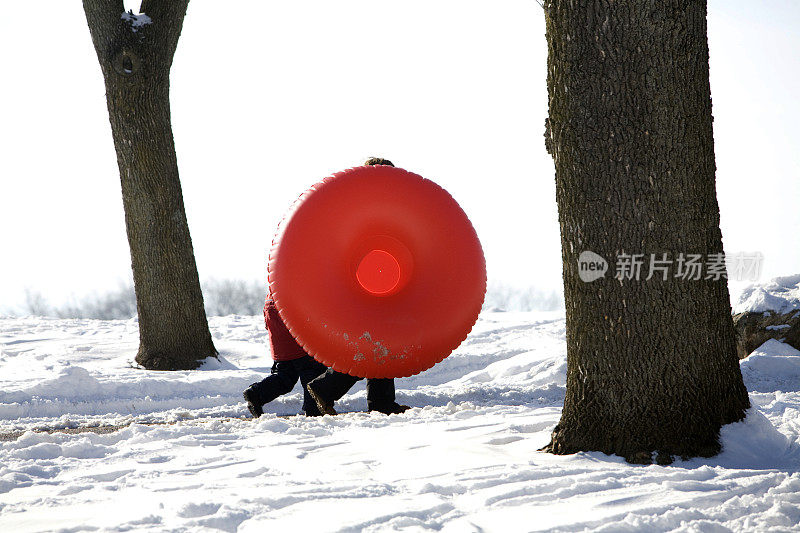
[1,1,798,312]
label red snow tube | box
[268,165,486,378]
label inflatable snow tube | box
[268,165,486,378]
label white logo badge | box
[577,250,608,282]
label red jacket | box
[264,299,309,361]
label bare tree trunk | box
[84,0,216,370]
[543,0,749,463]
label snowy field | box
[1,309,800,532]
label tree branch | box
[139,0,190,63]
[83,0,126,58]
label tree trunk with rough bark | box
[542,0,749,463]
[83,0,216,370]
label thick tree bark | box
[84,0,216,370]
[543,0,749,463]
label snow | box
[733,274,800,314]
[739,339,800,395]
[121,11,152,32]
[767,324,792,331]
[2,312,800,531]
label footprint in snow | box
[178,502,221,518]
[85,469,134,482]
[486,436,524,445]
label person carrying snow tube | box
[264,156,485,416]
[243,158,411,417]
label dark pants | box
[308,368,395,410]
[249,356,328,416]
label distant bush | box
[482,281,564,312]
[15,279,561,318]
[21,284,137,320]
[22,288,53,317]
[202,278,266,316]
[56,283,138,319]
[19,279,268,319]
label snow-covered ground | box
[733,274,800,314]
[2,310,800,532]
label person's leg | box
[243,361,299,417]
[307,368,361,415]
[366,378,395,404]
[296,356,329,416]
[366,378,410,414]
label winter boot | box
[242,384,264,418]
[307,381,337,416]
[368,402,411,415]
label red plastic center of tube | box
[356,249,401,295]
